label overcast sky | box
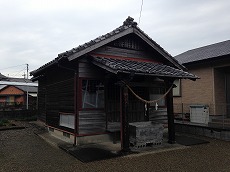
[0,0,230,77]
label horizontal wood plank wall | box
[78,58,105,78]
[79,111,106,134]
[149,107,167,124]
[37,79,46,122]
[46,77,74,132]
[92,46,153,60]
[78,58,106,134]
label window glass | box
[82,80,104,109]
[59,114,74,129]
[173,79,181,96]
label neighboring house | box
[0,73,38,110]
[174,40,230,123]
[0,73,7,80]
[31,17,197,149]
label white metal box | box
[190,105,209,124]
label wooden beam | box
[120,86,130,152]
[165,80,176,144]
[74,72,77,146]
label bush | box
[0,119,9,126]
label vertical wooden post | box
[166,80,176,144]
[120,85,130,152]
[74,72,77,146]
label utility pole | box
[26,64,29,110]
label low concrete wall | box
[175,123,230,141]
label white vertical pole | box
[26,64,29,110]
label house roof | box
[7,77,34,83]
[175,40,230,65]
[0,85,37,95]
[15,85,38,93]
[0,81,38,87]
[31,17,185,76]
[91,56,198,80]
[0,85,7,90]
[0,73,7,80]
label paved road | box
[0,122,230,172]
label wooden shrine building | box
[31,17,198,151]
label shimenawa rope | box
[121,81,174,104]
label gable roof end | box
[31,16,185,76]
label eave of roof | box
[15,85,38,93]
[91,56,198,80]
[175,40,230,65]
[31,16,185,76]
[0,81,38,87]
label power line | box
[10,67,27,78]
[138,0,144,25]
[0,64,26,70]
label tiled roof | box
[0,81,38,87]
[175,40,230,64]
[16,85,38,93]
[31,17,183,76]
[58,17,172,59]
[92,56,198,80]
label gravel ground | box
[0,121,230,172]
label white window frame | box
[173,79,181,97]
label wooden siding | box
[106,79,120,123]
[127,87,147,122]
[92,46,154,61]
[149,108,167,124]
[37,65,76,131]
[37,79,46,122]
[46,77,74,132]
[78,58,105,78]
[78,110,106,134]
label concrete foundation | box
[48,127,112,145]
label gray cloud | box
[0,0,230,77]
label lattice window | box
[112,38,144,50]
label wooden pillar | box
[166,80,176,144]
[120,86,130,152]
[74,72,78,146]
